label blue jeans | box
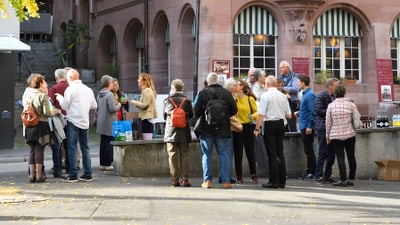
[199,134,232,183]
[67,121,92,177]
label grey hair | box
[280,61,292,71]
[265,75,277,87]
[206,72,218,84]
[224,77,236,91]
[171,79,184,92]
[325,77,339,88]
[100,75,114,88]
[54,68,67,79]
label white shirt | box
[258,87,291,121]
[58,80,97,129]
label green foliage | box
[55,20,91,66]
[314,70,332,84]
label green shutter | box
[313,8,363,37]
[234,6,277,36]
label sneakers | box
[62,175,79,183]
[181,179,192,187]
[223,182,232,189]
[250,175,259,184]
[332,180,348,187]
[344,179,354,186]
[236,177,243,184]
[79,174,93,182]
[298,173,314,180]
[201,180,212,189]
[100,165,114,171]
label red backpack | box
[169,97,186,128]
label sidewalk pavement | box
[0,144,400,224]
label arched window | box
[391,17,400,84]
[233,6,278,79]
[313,8,363,82]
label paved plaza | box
[0,146,399,225]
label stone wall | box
[112,128,400,180]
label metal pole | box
[193,0,200,100]
[144,0,149,73]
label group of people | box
[22,68,159,183]
[22,62,361,189]
[22,68,97,183]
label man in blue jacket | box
[296,75,316,180]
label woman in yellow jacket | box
[130,73,157,139]
[232,80,259,183]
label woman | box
[163,79,193,187]
[130,73,157,139]
[112,78,129,121]
[23,74,56,183]
[96,75,121,171]
[326,85,361,186]
[232,80,259,183]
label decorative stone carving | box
[276,0,325,42]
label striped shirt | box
[326,97,360,141]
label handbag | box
[21,101,39,127]
[230,116,243,132]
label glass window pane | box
[233,46,238,56]
[240,35,251,45]
[351,49,358,58]
[254,58,264,68]
[391,49,397,59]
[240,58,250,68]
[353,59,359,69]
[390,39,397,48]
[333,59,340,68]
[265,47,275,56]
[253,35,264,45]
[233,58,238,67]
[393,59,398,70]
[240,46,250,56]
[314,59,321,69]
[254,46,264,56]
[233,35,238,44]
[265,59,275,68]
[345,59,352,69]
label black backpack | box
[205,88,228,129]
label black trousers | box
[263,120,286,185]
[315,130,335,179]
[99,135,114,166]
[331,137,357,181]
[232,123,257,178]
[301,129,316,175]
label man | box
[56,69,97,182]
[163,79,193,187]
[48,68,69,178]
[314,78,339,183]
[254,75,292,188]
[296,75,316,180]
[244,67,257,89]
[278,61,299,132]
[194,72,237,189]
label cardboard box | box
[375,160,400,181]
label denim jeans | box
[199,134,232,183]
[67,121,92,177]
[50,131,62,173]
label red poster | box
[376,59,394,102]
[292,57,309,76]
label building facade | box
[52,0,400,116]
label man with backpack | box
[163,79,193,187]
[194,72,238,189]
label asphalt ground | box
[0,145,399,225]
